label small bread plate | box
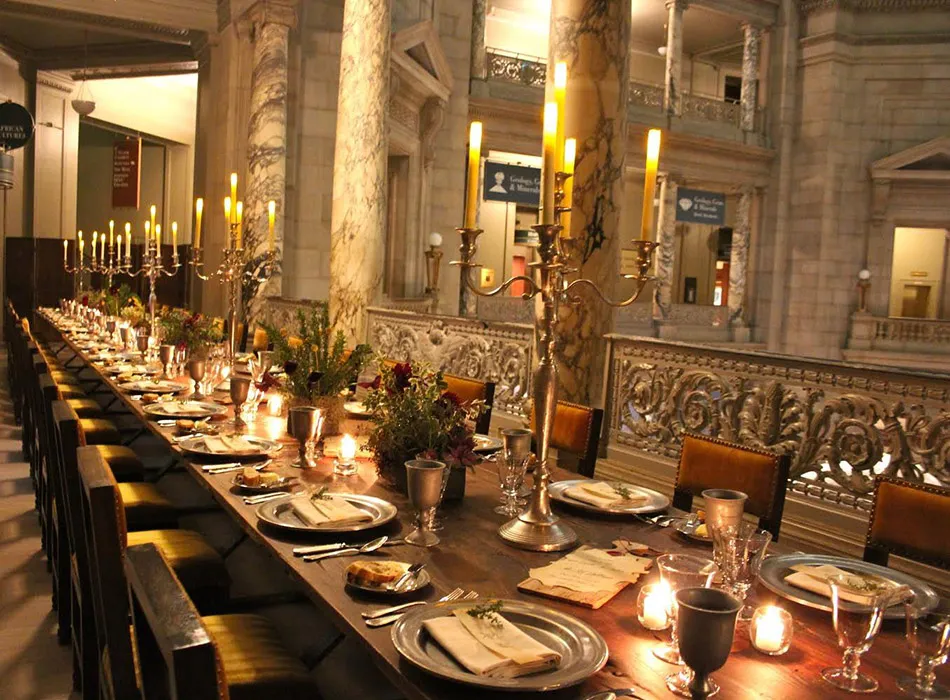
[344,561,431,595]
[391,599,608,692]
[143,400,228,420]
[231,471,296,494]
[549,479,670,516]
[178,434,280,460]
[472,434,503,454]
[674,517,712,544]
[118,379,182,394]
[256,493,397,534]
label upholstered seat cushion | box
[126,530,229,595]
[65,398,103,418]
[118,483,178,531]
[444,375,487,406]
[203,614,318,700]
[252,327,269,352]
[869,480,950,567]
[94,444,146,482]
[530,400,594,455]
[78,418,122,445]
[51,370,79,384]
[57,384,88,400]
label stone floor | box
[0,376,75,699]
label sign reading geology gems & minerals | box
[483,161,541,206]
[0,101,35,151]
[675,187,726,226]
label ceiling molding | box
[68,61,199,81]
[691,0,778,27]
[800,0,950,12]
[0,1,197,43]
[32,41,195,71]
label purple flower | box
[392,362,413,391]
[284,360,298,375]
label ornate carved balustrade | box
[260,296,318,330]
[485,48,546,88]
[366,307,533,416]
[682,92,741,126]
[628,80,665,111]
[605,334,950,511]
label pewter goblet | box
[187,359,207,399]
[120,326,133,351]
[405,459,448,548]
[159,344,175,379]
[675,587,742,699]
[136,332,150,365]
[230,376,251,427]
[289,406,321,469]
[702,489,748,530]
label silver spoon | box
[304,535,389,562]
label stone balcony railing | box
[848,312,950,353]
[486,48,546,88]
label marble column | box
[653,175,677,322]
[328,0,390,344]
[663,0,687,117]
[471,0,487,81]
[245,1,295,325]
[729,186,753,331]
[550,0,631,405]
[740,23,762,132]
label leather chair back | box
[443,373,496,435]
[529,400,604,478]
[864,476,950,570]
[674,433,790,540]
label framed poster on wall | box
[112,138,141,208]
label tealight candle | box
[334,433,359,477]
[637,582,672,631]
[750,605,792,656]
[267,393,283,416]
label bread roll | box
[346,560,409,587]
[241,468,261,486]
[258,472,280,487]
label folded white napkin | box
[563,481,649,508]
[289,495,372,526]
[161,402,205,415]
[202,436,258,455]
[423,610,561,678]
[784,564,900,605]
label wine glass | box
[709,521,772,620]
[405,459,448,547]
[501,428,533,506]
[676,587,742,699]
[230,377,251,428]
[288,406,322,468]
[495,448,531,516]
[899,601,950,699]
[822,573,906,693]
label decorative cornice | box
[800,0,950,13]
[245,0,298,30]
[0,1,193,42]
[35,71,74,94]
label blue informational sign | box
[675,188,726,225]
[483,161,541,206]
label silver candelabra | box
[127,238,181,338]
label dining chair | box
[125,542,318,700]
[864,476,950,570]
[674,433,790,540]
[443,373,495,435]
[528,400,604,478]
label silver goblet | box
[119,326,133,351]
[405,459,448,548]
[187,359,207,399]
[230,377,251,427]
[289,406,322,469]
[136,332,150,364]
[159,345,175,379]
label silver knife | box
[292,538,406,556]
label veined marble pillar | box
[471,0,487,81]
[653,175,677,322]
[245,1,294,325]
[550,0,631,404]
[328,0,390,344]
[729,186,753,330]
[740,23,762,132]
[663,0,687,116]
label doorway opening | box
[888,227,949,319]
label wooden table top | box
[41,311,949,700]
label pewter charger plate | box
[549,479,670,516]
[758,553,938,620]
[179,435,280,460]
[143,401,227,420]
[256,493,397,534]
[392,599,608,692]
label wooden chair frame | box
[864,475,950,570]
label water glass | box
[495,449,531,516]
[405,459,448,548]
[709,521,772,620]
[899,602,950,699]
[654,554,719,666]
[676,587,742,699]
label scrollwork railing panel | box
[367,307,533,416]
[681,93,741,127]
[486,48,546,88]
[606,335,950,510]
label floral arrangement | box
[103,284,143,317]
[261,304,371,402]
[364,362,481,486]
[157,308,224,357]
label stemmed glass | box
[230,377,251,428]
[187,358,207,399]
[500,428,532,507]
[159,344,175,379]
[676,587,742,699]
[899,601,950,698]
[709,521,772,620]
[288,406,323,468]
[135,331,150,365]
[405,459,448,548]
[495,448,531,516]
[822,573,908,693]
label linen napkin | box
[202,436,258,455]
[563,481,649,508]
[784,564,900,605]
[422,610,561,678]
[289,495,372,527]
[160,402,204,415]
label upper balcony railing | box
[486,48,547,88]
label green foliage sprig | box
[158,308,224,355]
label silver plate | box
[104,364,159,376]
[392,599,608,692]
[758,553,939,620]
[549,480,670,516]
[118,380,182,394]
[344,565,431,595]
[473,434,503,454]
[674,519,712,544]
[256,493,397,533]
[231,472,296,494]
[144,401,228,420]
[179,434,280,459]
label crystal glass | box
[822,573,901,693]
[898,602,950,699]
[242,385,263,422]
[500,428,533,507]
[676,587,742,699]
[709,521,772,620]
[654,554,719,666]
[230,377,251,427]
[405,459,448,548]
[494,448,531,516]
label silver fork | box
[243,491,293,505]
[364,589,479,628]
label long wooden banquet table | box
[38,309,948,700]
